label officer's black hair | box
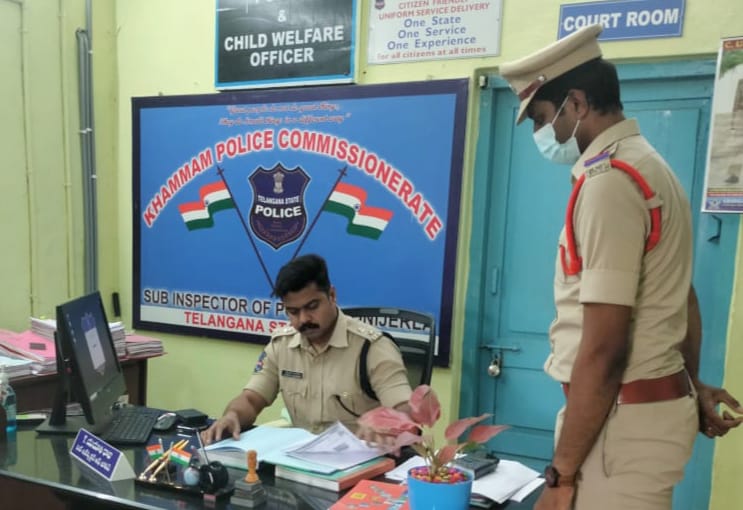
[531,57,623,116]
[272,254,331,298]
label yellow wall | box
[3,1,743,507]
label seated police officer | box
[202,253,411,443]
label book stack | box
[274,456,395,492]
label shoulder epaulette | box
[561,156,662,276]
[583,151,612,179]
[347,318,383,342]
[270,324,297,339]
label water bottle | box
[0,365,17,437]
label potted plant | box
[358,385,507,510]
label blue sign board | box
[559,0,685,41]
[132,80,468,366]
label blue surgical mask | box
[533,96,581,165]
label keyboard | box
[101,406,162,445]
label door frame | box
[461,59,738,508]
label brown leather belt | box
[561,370,691,405]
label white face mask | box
[533,96,581,165]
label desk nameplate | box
[70,428,135,482]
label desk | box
[11,355,160,412]
[0,427,538,510]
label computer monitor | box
[36,291,126,435]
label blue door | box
[462,61,739,510]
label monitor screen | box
[36,291,126,435]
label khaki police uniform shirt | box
[546,119,693,383]
[245,309,412,433]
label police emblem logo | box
[248,164,310,249]
[254,350,268,373]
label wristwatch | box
[544,464,578,487]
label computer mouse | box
[153,412,179,431]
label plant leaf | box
[358,406,419,435]
[444,414,491,441]
[393,431,424,450]
[467,424,509,444]
[435,444,461,466]
[409,385,441,428]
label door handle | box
[706,215,722,243]
[488,354,502,378]
[491,267,500,295]
[481,344,521,353]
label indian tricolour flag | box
[323,182,393,240]
[177,181,234,230]
[146,443,163,460]
[170,447,191,467]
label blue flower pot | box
[407,468,472,510]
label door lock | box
[487,354,501,378]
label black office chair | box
[342,307,436,388]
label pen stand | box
[135,440,232,500]
[135,464,234,500]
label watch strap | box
[545,464,579,487]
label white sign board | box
[368,0,503,64]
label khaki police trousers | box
[555,392,698,510]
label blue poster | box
[133,80,468,366]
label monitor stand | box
[35,370,106,436]
[36,414,100,435]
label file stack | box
[0,329,56,374]
[109,322,127,359]
[30,317,127,359]
[124,334,164,358]
[0,353,35,378]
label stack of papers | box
[28,318,56,340]
[30,317,127,359]
[386,456,544,505]
[110,322,126,359]
[124,333,164,358]
[203,421,386,474]
[280,421,385,470]
[0,329,56,374]
[0,354,37,378]
[204,426,316,470]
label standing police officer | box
[500,24,743,510]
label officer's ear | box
[327,285,337,305]
[566,89,590,119]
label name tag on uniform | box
[281,370,304,379]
